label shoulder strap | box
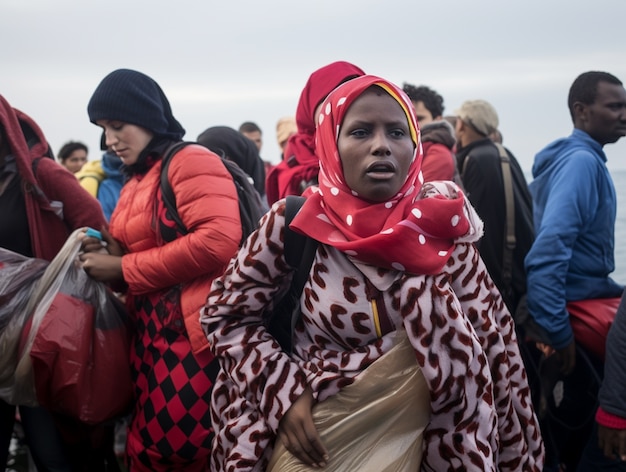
[460,153,471,177]
[266,195,318,352]
[285,195,317,307]
[495,142,516,292]
[160,141,193,236]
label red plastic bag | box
[15,229,133,424]
[568,297,621,361]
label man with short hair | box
[526,71,626,373]
[402,83,456,181]
[239,121,263,153]
[525,71,626,471]
[455,99,534,314]
[402,83,444,125]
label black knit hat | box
[87,69,185,140]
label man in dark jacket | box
[454,99,534,314]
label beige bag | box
[268,330,430,472]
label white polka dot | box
[451,215,460,227]
[418,171,424,184]
[345,249,358,256]
[418,234,426,244]
[347,215,353,226]
[406,185,415,196]
[351,190,359,196]
[316,214,332,224]
[411,208,422,219]
[325,102,331,115]
[330,187,339,196]
[392,262,405,271]
[385,202,393,209]
[337,97,347,107]
[381,228,394,234]
[438,250,448,257]
[328,231,344,242]
[318,113,325,126]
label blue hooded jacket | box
[98,151,124,221]
[525,128,623,349]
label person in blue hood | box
[525,70,626,471]
[76,135,124,221]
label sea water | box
[612,169,626,285]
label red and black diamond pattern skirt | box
[125,286,216,471]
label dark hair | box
[568,71,623,121]
[58,141,88,162]
[402,83,445,118]
[239,121,262,134]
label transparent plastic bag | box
[2,229,133,424]
[0,249,48,397]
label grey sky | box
[2,0,626,174]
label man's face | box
[580,81,626,145]
[242,131,262,152]
[412,101,435,127]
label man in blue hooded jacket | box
[525,70,626,471]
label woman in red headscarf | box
[265,61,365,204]
[203,76,544,471]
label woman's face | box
[337,88,415,202]
[62,149,88,174]
[96,120,154,166]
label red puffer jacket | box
[110,144,241,352]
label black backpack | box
[160,141,266,245]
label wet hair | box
[239,121,262,134]
[568,71,623,121]
[57,141,88,162]
[402,83,445,118]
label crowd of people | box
[1,62,626,472]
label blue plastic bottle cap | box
[85,228,103,240]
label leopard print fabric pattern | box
[203,198,544,472]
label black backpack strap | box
[266,196,318,352]
[285,196,318,335]
[495,143,516,296]
[160,141,193,236]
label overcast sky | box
[2,0,626,175]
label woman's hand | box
[79,227,125,282]
[80,252,123,282]
[81,226,124,257]
[277,387,328,468]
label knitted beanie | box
[87,69,185,140]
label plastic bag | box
[0,249,48,394]
[2,229,133,424]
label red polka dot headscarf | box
[290,75,472,275]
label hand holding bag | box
[13,229,133,423]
